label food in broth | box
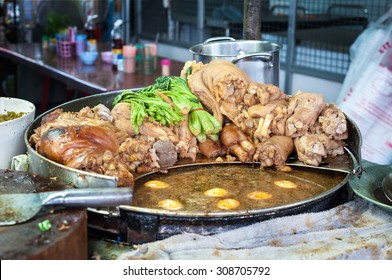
[132,164,347,212]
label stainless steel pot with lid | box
[189,37,281,86]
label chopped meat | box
[247,99,289,141]
[198,138,223,158]
[294,133,345,166]
[180,60,206,78]
[41,108,63,125]
[247,82,289,105]
[153,140,178,169]
[285,91,326,137]
[139,122,177,142]
[30,109,127,147]
[111,103,135,136]
[78,104,113,122]
[220,123,255,162]
[311,103,348,140]
[35,125,134,187]
[187,60,252,126]
[253,135,294,169]
[202,60,251,101]
[119,137,155,172]
[175,115,198,161]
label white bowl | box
[0,97,35,169]
[79,51,98,65]
[101,51,113,64]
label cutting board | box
[0,169,88,259]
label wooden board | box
[0,169,88,259]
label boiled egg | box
[204,187,228,197]
[274,180,298,189]
[247,191,272,200]
[144,180,169,189]
[217,198,240,210]
[157,199,183,210]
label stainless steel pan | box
[25,91,362,243]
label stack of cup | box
[75,34,87,57]
[144,43,157,70]
[143,45,155,75]
[123,45,137,73]
[135,44,144,72]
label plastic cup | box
[123,45,137,73]
[144,43,157,70]
[75,34,87,56]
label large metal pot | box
[25,90,362,188]
[25,91,362,244]
[189,37,281,86]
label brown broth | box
[132,164,347,212]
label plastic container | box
[144,43,157,70]
[79,51,98,65]
[0,97,35,169]
[123,45,137,73]
[55,33,67,54]
[135,44,144,72]
[143,45,155,75]
[75,34,87,56]
[161,59,171,76]
[101,51,113,64]
[41,35,49,49]
[59,41,74,58]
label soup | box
[132,163,347,212]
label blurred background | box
[0,0,390,100]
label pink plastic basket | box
[59,41,75,58]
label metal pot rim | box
[189,39,282,57]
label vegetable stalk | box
[113,75,222,142]
[154,76,222,142]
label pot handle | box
[203,36,235,44]
[232,52,274,69]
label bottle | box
[41,35,49,49]
[85,14,98,52]
[111,19,124,69]
[161,59,171,76]
[117,54,124,71]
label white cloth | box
[117,198,392,260]
[11,154,29,172]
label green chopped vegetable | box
[207,133,219,142]
[154,76,222,142]
[155,76,194,114]
[38,219,52,231]
[113,75,222,141]
[196,132,206,143]
[0,111,24,123]
[113,86,184,134]
[188,110,201,136]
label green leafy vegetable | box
[113,86,183,134]
[113,75,222,141]
[38,219,52,231]
[154,76,222,142]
